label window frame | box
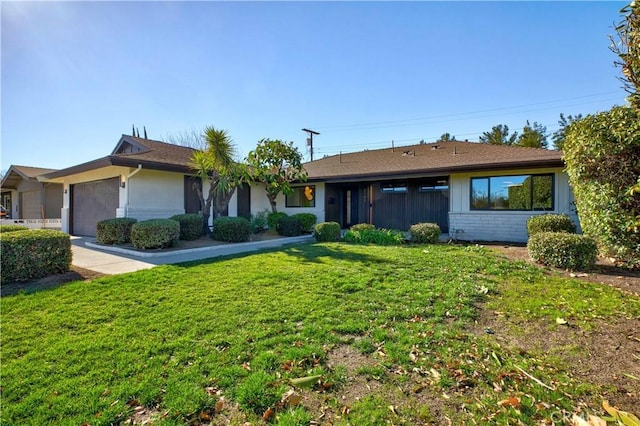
[470,173,554,211]
[285,185,316,208]
[380,182,408,194]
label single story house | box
[274,140,578,243]
[38,135,235,237]
[1,165,63,220]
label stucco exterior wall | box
[249,182,326,224]
[126,169,185,220]
[449,167,579,243]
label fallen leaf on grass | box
[570,414,607,426]
[262,407,274,422]
[290,375,322,389]
[602,400,640,426]
[281,389,302,408]
[498,396,521,408]
[556,317,568,325]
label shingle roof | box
[1,165,59,189]
[113,135,197,167]
[304,141,564,182]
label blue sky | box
[1,1,629,172]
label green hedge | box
[130,219,180,249]
[314,222,341,242]
[267,212,288,232]
[527,232,598,271]
[278,216,303,237]
[250,210,269,234]
[0,225,29,233]
[409,222,442,243]
[212,217,251,243]
[564,106,640,267]
[291,213,317,233]
[1,230,72,284]
[350,223,375,232]
[96,218,137,245]
[344,228,405,246]
[527,214,576,236]
[170,213,204,241]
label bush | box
[1,230,71,284]
[527,214,576,236]
[564,106,640,267]
[267,212,288,232]
[314,222,341,242]
[409,222,442,243]
[250,209,269,234]
[344,228,405,245]
[528,232,598,271]
[350,223,375,232]
[169,213,204,241]
[277,215,303,236]
[131,219,180,249]
[0,225,29,233]
[291,213,317,233]
[96,218,137,245]
[212,216,251,243]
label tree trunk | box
[194,179,215,236]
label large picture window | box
[286,185,315,208]
[471,174,553,210]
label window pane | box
[381,182,408,193]
[471,178,489,209]
[532,175,553,210]
[285,186,315,208]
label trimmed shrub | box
[278,215,303,237]
[131,219,180,249]
[344,228,405,246]
[96,218,137,245]
[250,209,269,234]
[1,230,71,284]
[314,222,341,242]
[212,216,251,243]
[564,106,640,267]
[528,232,598,271]
[0,225,29,233]
[267,212,288,232]
[170,213,204,241]
[291,213,317,233]
[409,222,442,243]
[350,223,375,232]
[527,214,576,236]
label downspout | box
[124,164,143,217]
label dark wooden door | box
[184,176,202,214]
[342,187,359,227]
[236,184,251,219]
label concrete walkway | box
[71,235,314,275]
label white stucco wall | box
[126,169,185,220]
[249,182,326,224]
[449,167,579,243]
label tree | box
[479,125,517,145]
[563,106,640,267]
[516,120,548,149]
[438,133,456,142]
[610,2,640,110]
[246,139,307,213]
[551,113,583,151]
[190,127,250,234]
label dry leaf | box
[262,407,274,422]
[215,399,225,412]
[498,396,521,408]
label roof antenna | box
[144,126,148,139]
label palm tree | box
[190,126,249,235]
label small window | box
[471,174,554,211]
[286,185,315,208]
[381,182,408,193]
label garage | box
[20,190,41,219]
[71,177,119,236]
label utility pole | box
[302,128,320,161]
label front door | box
[343,187,359,228]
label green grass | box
[2,243,638,425]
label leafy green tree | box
[563,106,640,267]
[246,139,307,213]
[610,2,640,110]
[551,113,583,151]
[479,125,517,145]
[191,127,250,234]
[438,133,456,142]
[516,120,548,149]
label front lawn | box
[2,243,639,425]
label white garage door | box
[72,178,119,237]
